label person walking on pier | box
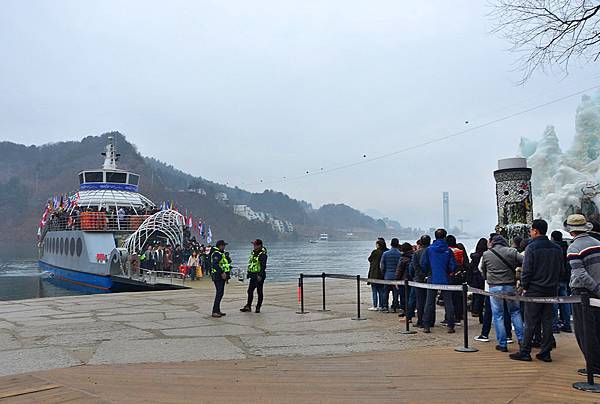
[421,229,457,334]
[479,234,524,352]
[241,239,268,313]
[510,219,563,363]
[410,235,431,327]
[211,240,231,318]
[564,214,600,376]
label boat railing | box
[141,269,188,286]
[45,213,151,232]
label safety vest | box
[211,251,231,274]
[247,247,267,273]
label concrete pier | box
[0,280,594,402]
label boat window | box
[106,172,127,184]
[79,173,84,184]
[85,171,104,183]
[60,238,64,255]
[70,238,75,256]
[128,174,139,185]
[76,238,82,257]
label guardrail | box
[296,272,600,393]
[141,269,187,286]
[46,213,151,232]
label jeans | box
[212,279,225,314]
[384,285,400,309]
[247,275,264,307]
[406,286,416,319]
[413,286,427,325]
[452,291,463,321]
[371,284,385,308]
[489,285,524,347]
[553,282,572,331]
[423,288,455,328]
[481,296,513,339]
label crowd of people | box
[367,214,600,373]
[47,205,160,232]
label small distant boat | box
[319,234,329,241]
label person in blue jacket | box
[421,228,457,333]
[380,238,402,312]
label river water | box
[0,239,480,301]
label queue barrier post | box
[352,275,366,321]
[318,272,330,312]
[401,279,417,334]
[573,293,600,393]
[296,273,309,314]
[455,283,478,353]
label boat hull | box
[38,260,112,292]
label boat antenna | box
[101,136,120,169]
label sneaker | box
[506,338,514,344]
[255,307,261,313]
[423,327,431,333]
[218,312,226,316]
[509,352,532,362]
[560,327,573,333]
[381,308,390,313]
[552,328,561,334]
[211,313,222,318]
[447,328,456,334]
[454,322,461,327]
[578,368,600,377]
[240,305,251,312]
[496,345,508,352]
[474,335,490,342]
[535,352,552,362]
[440,320,448,326]
[367,307,378,311]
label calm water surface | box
[0,239,479,301]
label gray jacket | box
[479,237,523,286]
[568,233,600,297]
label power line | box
[240,83,600,187]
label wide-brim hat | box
[564,214,593,232]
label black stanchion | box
[401,279,416,334]
[573,293,600,393]
[352,274,366,321]
[296,273,309,314]
[455,283,478,353]
[317,272,330,312]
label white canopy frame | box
[123,209,185,253]
[68,189,155,214]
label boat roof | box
[73,189,154,211]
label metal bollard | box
[352,275,366,320]
[573,293,600,392]
[455,283,478,353]
[296,273,309,314]
[317,272,330,312]
[401,279,417,334]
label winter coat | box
[420,239,457,285]
[568,233,600,297]
[411,248,428,282]
[380,248,402,280]
[479,235,523,287]
[396,250,413,280]
[522,235,563,297]
[368,249,384,279]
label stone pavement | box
[1,279,467,376]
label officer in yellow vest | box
[211,240,231,318]
[240,239,268,313]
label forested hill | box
[0,132,386,254]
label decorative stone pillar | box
[494,158,533,243]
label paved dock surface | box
[0,280,596,402]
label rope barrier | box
[467,287,582,304]
[367,278,463,291]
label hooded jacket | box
[396,250,414,280]
[420,239,457,285]
[368,248,384,280]
[479,235,523,286]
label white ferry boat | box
[37,137,185,292]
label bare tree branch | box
[490,0,600,83]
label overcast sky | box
[1,1,597,235]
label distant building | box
[188,187,207,195]
[232,204,293,233]
[443,192,450,230]
[215,192,229,203]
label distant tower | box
[494,158,533,243]
[443,192,450,229]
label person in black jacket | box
[510,219,563,362]
[409,235,431,327]
[551,231,572,333]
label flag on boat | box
[187,216,193,228]
[207,226,213,244]
[197,221,203,236]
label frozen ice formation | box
[519,93,600,230]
